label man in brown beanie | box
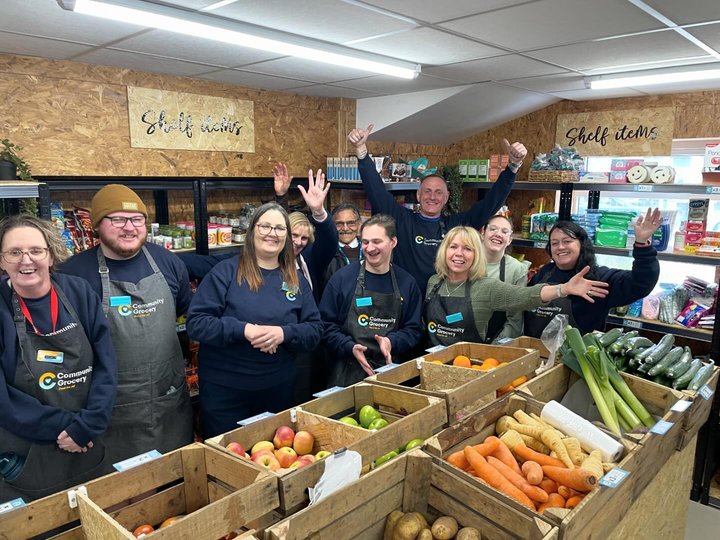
[61,184,192,471]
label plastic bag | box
[539,314,569,373]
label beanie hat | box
[90,184,148,228]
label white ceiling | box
[1,0,720,145]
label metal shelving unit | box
[0,180,49,218]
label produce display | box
[443,355,529,396]
[373,437,425,468]
[383,510,481,540]
[339,404,390,430]
[131,515,184,537]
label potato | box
[456,527,482,540]
[392,513,423,540]
[417,529,433,540]
[410,512,429,528]
[384,510,405,540]
[430,516,458,540]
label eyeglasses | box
[550,238,577,248]
[256,223,288,236]
[336,220,359,229]
[486,225,513,236]
[1,247,49,263]
[104,215,147,228]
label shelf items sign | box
[555,108,674,156]
[127,87,255,152]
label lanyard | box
[17,285,59,335]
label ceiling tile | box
[500,73,588,93]
[237,57,393,83]
[0,32,95,60]
[685,23,720,53]
[72,49,217,77]
[424,54,570,83]
[351,27,504,65]
[331,74,465,95]
[643,0,720,26]
[360,0,527,24]
[440,0,665,51]
[552,87,653,101]
[197,69,314,90]
[283,84,380,99]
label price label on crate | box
[698,385,714,400]
[374,363,399,374]
[634,184,653,192]
[237,411,274,426]
[599,468,630,489]
[425,345,447,353]
[622,319,643,329]
[705,186,720,194]
[0,498,25,514]
[533,241,547,248]
[671,399,692,412]
[312,386,344,398]
[114,449,162,472]
[650,419,674,435]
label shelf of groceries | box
[605,314,714,342]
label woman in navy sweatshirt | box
[0,215,117,501]
[186,203,323,437]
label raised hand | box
[634,208,662,244]
[502,138,528,166]
[347,124,374,157]
[272,162,293,197]
[298,168,330,215]
[564,266,609,303]
[352,343,375,377]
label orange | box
[430,360,444,365]
[483,357,500,367]
[452,355,472,368]
[471,365,483,370]
[497,362,508,368]
[511,375,529,387]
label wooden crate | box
[4,443,278,540]
[366,343,540,425]
[502,336,551,360]
[423,392,663,540]
[205,409,371,514]
[265,449,558,540]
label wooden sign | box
[127,87,254,152]
[555,108,674,156]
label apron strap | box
[499,256,506,282]
[97,248,112,316]
[425,280,443,303]
[15,286,59,335]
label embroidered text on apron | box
[523,267,578,338]
[0,280,106,501]
[330,264,403,387]
[424,279,482,347]
[97,247,191,470]
[485,257,508,343]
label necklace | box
[444,280,466,296]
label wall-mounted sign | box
[127,87,254,152]
[555,108,674,156]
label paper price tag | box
[623,319,642,329]
[496,337,513,345]
[312,386,344,398]
[706,186,720,194]
[374,363,399,374]
[650,419,673,435]
[113,450,162,472]
[238,411,274,426]
[599,468,630,489]
[425,345,447,353]
[671,400,692,412]
[634,184,653,192]
[0,498,25,514]
[698,385,714,400]
[533,241,547,248]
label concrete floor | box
[684,501,720,539]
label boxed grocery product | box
[704,142,720,171]
[609,171,628,183]
[688,199,709,223]
[458,159,469,179]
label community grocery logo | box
[118,304,133,317]
[39,372,56,390]
[285,291,297,301]
[38,367,92,391]
[358,314,369,326]
[427,321,437,333]
[415,235,424,244]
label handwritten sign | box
[127,87,254,152]
[555,108,674,156]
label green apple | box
[358,405,381,428]
[404,438,424,451]
[315,450,332,460]
[373,450,399,467]
[368,417,389,431]
[339,416,359,427]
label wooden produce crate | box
[300,382,447,465]
[265,448,558,540]
[15,443,278,540]
[366,342,541,425]
[205,408,370,514]
[424,392,658,540]
[502,335,551,360]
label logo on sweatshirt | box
[286,291,297,301]
[415,235,424,244]
[427,321,437,333]
[357,314,369,326]
[414,235,442,247]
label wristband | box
[556,284,566,298]
[634,239,651,247]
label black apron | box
[97,247,192,471]
[329,264,403,387]
[485,257,508,343]
[0,280,106,502]
[523,268,578,338]
[424,279,483,347]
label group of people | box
[0,125,662,503]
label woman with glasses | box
[186,202,323,437]
[524,209,661,337]
[424,226,609,347]
[0,215,117,501]
[480,214,530,342]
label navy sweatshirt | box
[319,262,423,359]
[60,243,192,317]
[0,274,117,447]
[527,245,660,334]
[358,155,517,292]
[186,256,323,390]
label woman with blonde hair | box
[187,202,323,437]
[424,226,609,347]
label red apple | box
[251,440,274,455]
[273,425,295,449]
[315,450,331,460]
[251,449,274,464]
[253,453,281,471]
[274,446,298,468]
[297,454,316,465]
[293,430,314,455]
[225,441,246,457]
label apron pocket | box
[115,365,152,406]
[152,385,192,453]
[102,400,155,470]
[150,355,187,398]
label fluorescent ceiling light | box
[589,66,720,89]
[57,0,420,79]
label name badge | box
[109,295,131,307]
[37,350,64,363]
[281,281,290,292]
[446,312,463,324]
[356,297,373,307]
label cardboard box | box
[688,199,709,223]
[458,159,469,179]
[704,143,720,171]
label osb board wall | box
[0,53,355,177]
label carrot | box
[473,437,501,456]
[565,494,584,510]
[539,477,558,494]
[540,430,574,469]
[511,375,528,387]
[542,465,597,493]
[464,446,535,509]
[447,450,469,470]
[557,485,579,499]
[487,456,548,504]
[487,436,522,476]
[521,460,543,485]
[538,493,566,514]
[513,444,566,468]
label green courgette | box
[648,346,685,377]
[626,345,651,358]
[672,359,702,390]
[642,334,675,367]
[623,336,654,352]
[599,328,624,347]
[688,363,715,392]
[609,330,639,354]
[665,347,693,379]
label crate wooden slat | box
[502,336,550,360]
[366,343,540,425]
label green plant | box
[441,164,463,215]
[0,138,33,180]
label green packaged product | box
[595,227,627,247]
